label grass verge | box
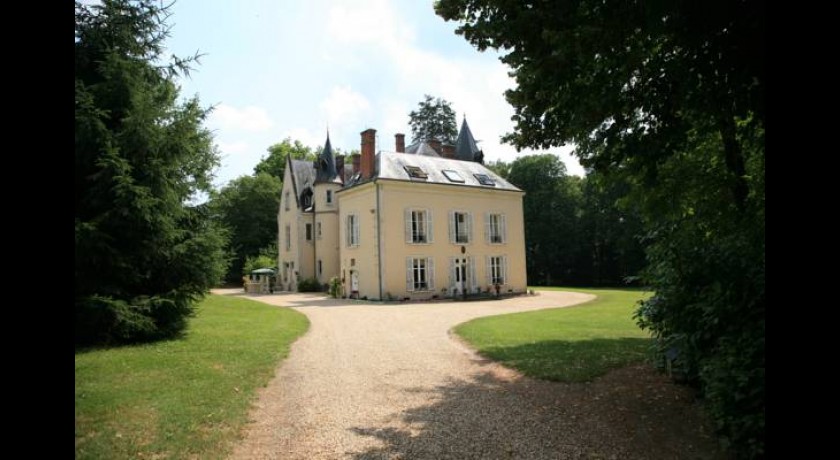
[455,287,652,382]
[75,295,309,459]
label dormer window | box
[474,174,496,186]
[300,188,313,208]
[404,165,428,180]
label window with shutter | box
[406,209,431,244]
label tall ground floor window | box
[487,255,507,285]
[406,257,435,292]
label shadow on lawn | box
[349,341,727,460]
[479,338,652,382]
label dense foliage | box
[242,244,278,278]
[492,155,645,287]
[211,173,283,283]
[408,94,458,144]
[437,0,764,456]
[254,138,316,179]
[75,0,228,345]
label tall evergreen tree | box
[75,0,227,345]
[408,95,458,144]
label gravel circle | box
[219,290,724,460]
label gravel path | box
[222,290,723,460]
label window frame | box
[405,208,433,244]
[486,213,507,245]
[487,255,507,285]
[346,213,360,247]
[449,210,472,244]
[406,257,435,292]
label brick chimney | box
[335,156,345,183]
[352,153,361,175]
[395,133,405,153]
[427,139,442,155]
[360,128,376,179]
[441,144,456,159]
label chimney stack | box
[427,139,442,155]
[352,153,361,175]
[335,156,345,183]
[395,133,405,153]
[360,128,376,179]
[441,144,456,159]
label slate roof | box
[455,118,480,161]
[289,159,316,207]
[315,134,341,184]
[372,151,521,192]
[406,141,441,157]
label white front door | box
[351,270,359,293]
[455,259,466,294]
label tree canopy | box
[408,94,458,144]
[75,0,227,345]
[495,155,645,287]
[210,173,283,283]
[437,0,764,456]
[254,138,316,179]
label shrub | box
[75,294,194,345]
[297,277,322,292]
[328,276,341,298]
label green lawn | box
[455,287,652,382]
[75,295,309,460]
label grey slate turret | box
[455,118,481,162]
[314,133,340,183]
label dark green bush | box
[75,294,194,345]
[297,277,322,292]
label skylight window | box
[404,165,428,179]
[442,169,465,183]
[474,173,496,186]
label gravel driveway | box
[223,290,723,460]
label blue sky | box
[164,0,583,187]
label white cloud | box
[282,127,323,149]
[217,140,249,155]
[320,85,372,131]
[317,0,585,176]
[211,104,273,132]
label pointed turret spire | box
[315,131,339,183]
[455,117,480,162]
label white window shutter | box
[503,255,509,285]
[428,257,435,290]
[426,209,434,243]
[485,255,492,285]
[449,257,455,290]
[501,214,507,244]
[405,208,412,243]
[466,212,473,244]
[484,212,491,244]
[406,257,413,292]
[448,211,455,243]
[470,256,477,292]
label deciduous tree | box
[436,1,764,455]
